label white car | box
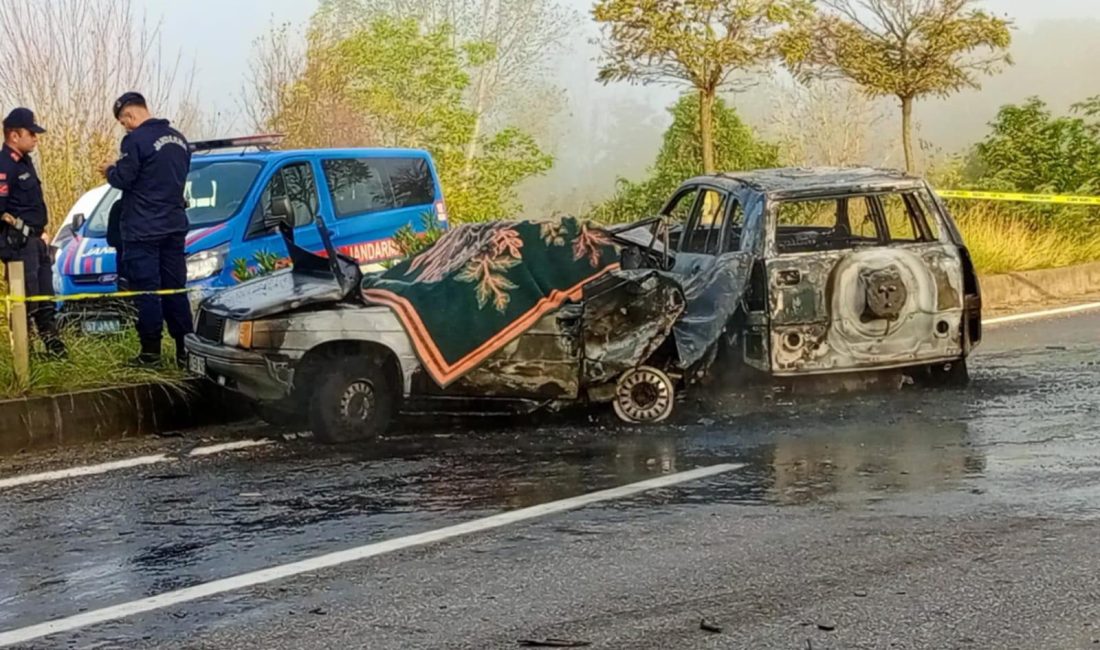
[51,183,110,249]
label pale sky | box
[143,0,1099,118]
[141,0,1100,211]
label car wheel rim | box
[339,380,375,423]
[614,367,674,424]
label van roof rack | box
[189,133,285,154]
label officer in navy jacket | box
[0,107,66,357]
[99,92,193,367]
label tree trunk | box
[900,95,915,173]
[700,88,716,174]
[461,0,497,189]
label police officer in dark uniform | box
[99,92,192,367]
[0,108,66,357]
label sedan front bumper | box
[184,334,295,402]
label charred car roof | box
[679,167,929,201]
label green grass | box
[952,204,1100,274]
[0,318,188,400]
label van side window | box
[255,162,318,231]
[383,158,435,208]
[322,159,394,218]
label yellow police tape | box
[2,188,1098,306]
[937,189,1100,206]
[2,287,194,304]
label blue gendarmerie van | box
[52,135,449,333]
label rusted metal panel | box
[766,244,967,375]
[428,310,581,399]
[581,270,685,384]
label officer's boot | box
[128,339,162,369]
[32,310,67,360]
[43,334,67,360]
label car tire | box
[921,358,970,388]
[308,355,396,444]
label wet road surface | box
[0,310,1097,648]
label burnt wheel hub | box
[339,380,376,422]
[613,366,675,424]
[861,266,908,321]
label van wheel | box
[921,358,970,388]
[613,366,675,424]
[309,355,396,443]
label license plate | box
[188,354,206,376]
[81,318,121,334]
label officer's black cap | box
[113,92,147,119]
[3,108,45,134]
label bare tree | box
[768,80,899,168]
[241,21,305,135]
[243,22,381,149]
[0,0,197,234]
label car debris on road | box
[185,166,982,443]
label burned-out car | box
[186,167,980,443]
[618,167,982,384]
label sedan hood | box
[199,228,362,320]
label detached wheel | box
[921,358,970,388]
[613,366,675,424]
[309,355,396,443]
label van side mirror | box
[72,213,86,232]
[264,196,294,230]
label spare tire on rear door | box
[309,354,397,443]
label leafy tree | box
[783,0,1012,173]
[589,94,779,223]
[253,16,552,223]
[592,0,813,174]
[313,0,577,182]
[965,97,1100,195]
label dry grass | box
[952,204,1100,275]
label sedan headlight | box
[186,244,228,282]
[222,319,254,349]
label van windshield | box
[85,159,264,237]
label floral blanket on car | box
[361,217,621,387]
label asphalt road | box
[0,310,1098,649]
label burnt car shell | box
[639,167,981,381]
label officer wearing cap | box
[98,92,192,367]
[0,107,66,358]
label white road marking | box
[186,439,273,457]
[0,463,743,648]
[0,439,273,490]
[0,454,168,490]
[985,301,1100,326]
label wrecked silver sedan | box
[185,166,980,442]
[185,211,695,442]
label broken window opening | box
[681,189,743,255]
[877,192,939,243]
[775,196,883,254]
